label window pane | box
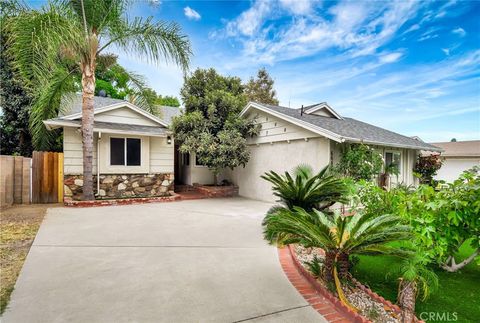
[127,138,141,166]
[110,138,125,165]
[385,152,393,166]
[393,153,401,171]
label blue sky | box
[32,0,480,142]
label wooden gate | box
[32,151,64,203]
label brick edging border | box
[64,192,181,207]
[283,245,425,323]
[282,245,368,323]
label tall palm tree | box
[392,255,438,323]
[6,0,191,200]
[263,207,412,282]
[261,165,349,211]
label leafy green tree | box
[245,68,279,105]
[357,166,480,272]
[7,0,191,200]
[336,144,383,181]
[158,95,180,107]
[172,68,258,184]
[261,164,349,212]
[0,21,34,156]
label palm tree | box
[6,0,191,200]
[261,165,349,211]
[263,207,412,282]
[392,255,438,323]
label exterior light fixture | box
[167,136,172,145]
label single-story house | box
[44,95,180,200]
[45,97,442,202]
[423,140,480,182]
[179,102,442,202]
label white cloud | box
[222,0,421,65]
[442,48,450,56]
[226,0,272,36]
[184,7,201,21]
[452,27,466,37]
[279,0,314,15]
[402,23,420,34]
[379,52,403,63]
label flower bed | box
[291,245,424,323]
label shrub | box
[413,154,442,185]
[335,144,383,181]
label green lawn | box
[351,242,479,323]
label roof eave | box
[62,101,170,127]
[240,102,344,143]
[342,137,444,152]
[43,119,170,137]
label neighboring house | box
[44,95,181,200]
[423,140,480,182]
[201,102,440,202]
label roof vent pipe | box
[300,105,304,116]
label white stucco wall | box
[435,158,479,182]
[228,137,331,202]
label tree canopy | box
[244,68,279,105]
[172,68,259,184]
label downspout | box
[96,132,101,196]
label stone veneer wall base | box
[64,173,174,201]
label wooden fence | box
[1,152,64,208]
[0,156,31,209]
[32,151,64,204]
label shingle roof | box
[46,119,169,136]
[59,94,181,125]
[252,102,442,151]
[426,140,480,157]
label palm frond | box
[100,16,192,72]
[6,2,82,85]
[30,67,78,150]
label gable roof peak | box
[302,102,343,120]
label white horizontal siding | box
[94,107,159,126]
[150,137,174,173]
[63,127,98,175]
[246,111,317,144]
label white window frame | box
[384,150,402,176]
[110,137,142,167]
[100,134,150,174]
[193,153,208,168]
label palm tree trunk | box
[337,252,349,278]
[323,251,336,282]
[398,279,417,323]
[81,61,96,200]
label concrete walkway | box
[2,198,324,323]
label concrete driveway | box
[2,198,324,323]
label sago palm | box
[391,254,438,323]
[261,165,349,211]
[6,0,192,200]
[263,207,412,282]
